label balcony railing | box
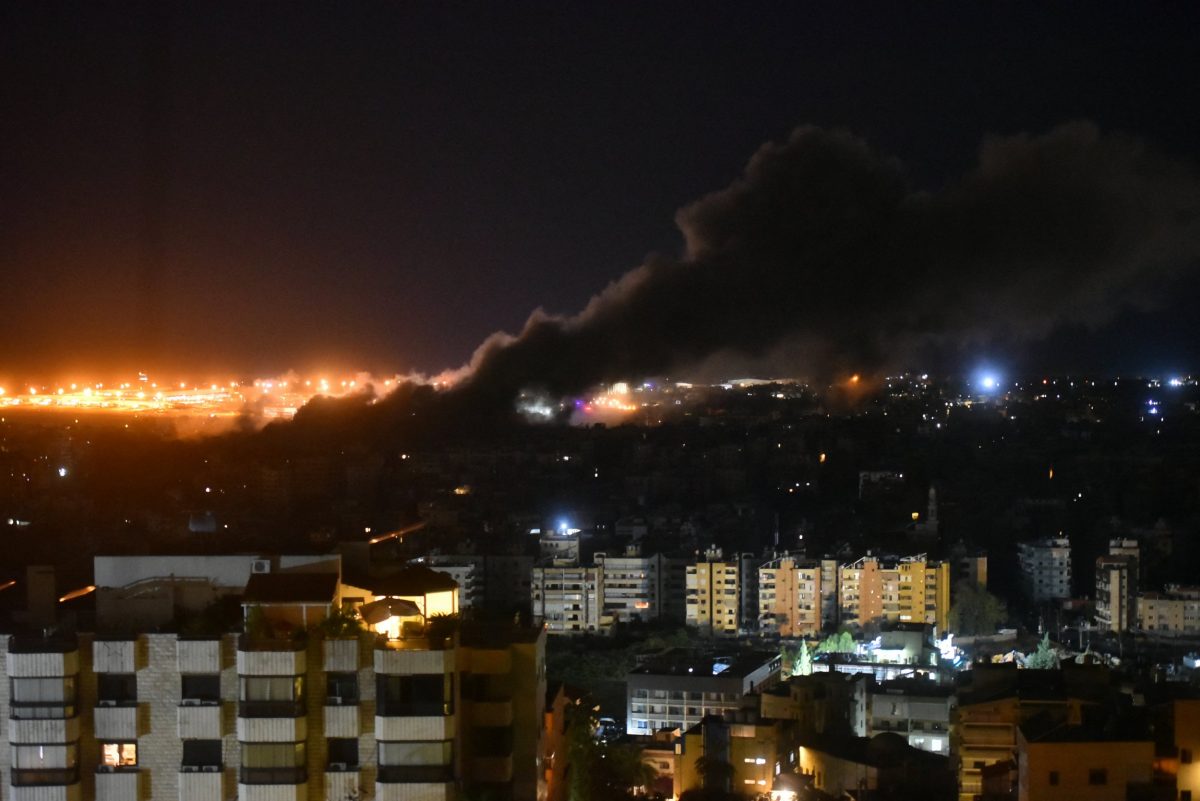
[239,766,307,785]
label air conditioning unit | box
[327,696,343,706]
[181,698,202,706]
[181,765,200,773]
[97,765,116,773]
[201,765,220,773]
[97,699,117,707]
[252,559,272,574]
[328,762,348,771]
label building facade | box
[758,556,838,638]
[530,565,609,635]
[1018,538,1073,603]
[685,552,741,636]
[838,556,949,633]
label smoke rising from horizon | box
[441,122,1199,410]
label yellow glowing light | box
[911,512,920,521]
[819,452,827,463]
[850,374,860,384]
[1049,468,1054,480]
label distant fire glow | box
[0,372,405,423]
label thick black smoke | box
[450,122,1199,408]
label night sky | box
[3,3,1199,385]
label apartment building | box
[838,556,949,633]
[685,550,741,636]
[625,649,780,736]
[1137,585,1200,633]
[757,556,838,638]
[1094,554,1137,633]
[529,565,609,635]
[868,680,954,755]
[1018,538,1073,603]
[594,549,666,624]
[0,556,546,801]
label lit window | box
[102,742,137,768]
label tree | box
[949,582,1007,636]
[817,630,856,654]
[795,640,812,676]
[1024,633,1060,669]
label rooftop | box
[242,572,339,604]
[629,647,779,679]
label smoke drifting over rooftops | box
[443,122,1199,410]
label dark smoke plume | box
[450,122,1199,409]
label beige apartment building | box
[758,556,838,637]
[686,550,741,636]
[838,556,950,633]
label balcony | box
[94,703,139,740]
[375,646,454,675]
[92,638,138,673]
[324,770,361,800]
[95,767,140,801]
[376,713,456,741]
[376,780,453,801]
[10,769,82,801]
[178,638,224,674]
[323,703,360,738]
[236,638,306,676]
[8,716,81,743]
[178,768,224,801]
[323,637,360,672]
[178,702,223,739]
[237,777,306,801]
[7,634,80,678]
[236,714,307,742]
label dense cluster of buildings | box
[526,541,956,638]
[1017,535,1200,637]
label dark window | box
[1048,771,1059,786]
[325,673,358,705]
[182,740,222,769]
[1181,792,1192,801]
[1088,769,1107,785]
[240,742,306,785]
[181,674,220,704]
[1183,749,1194,764]
[97,674,137,706]
[327,739,358,769]
[973,761,986,769]
[377,674,453,716]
